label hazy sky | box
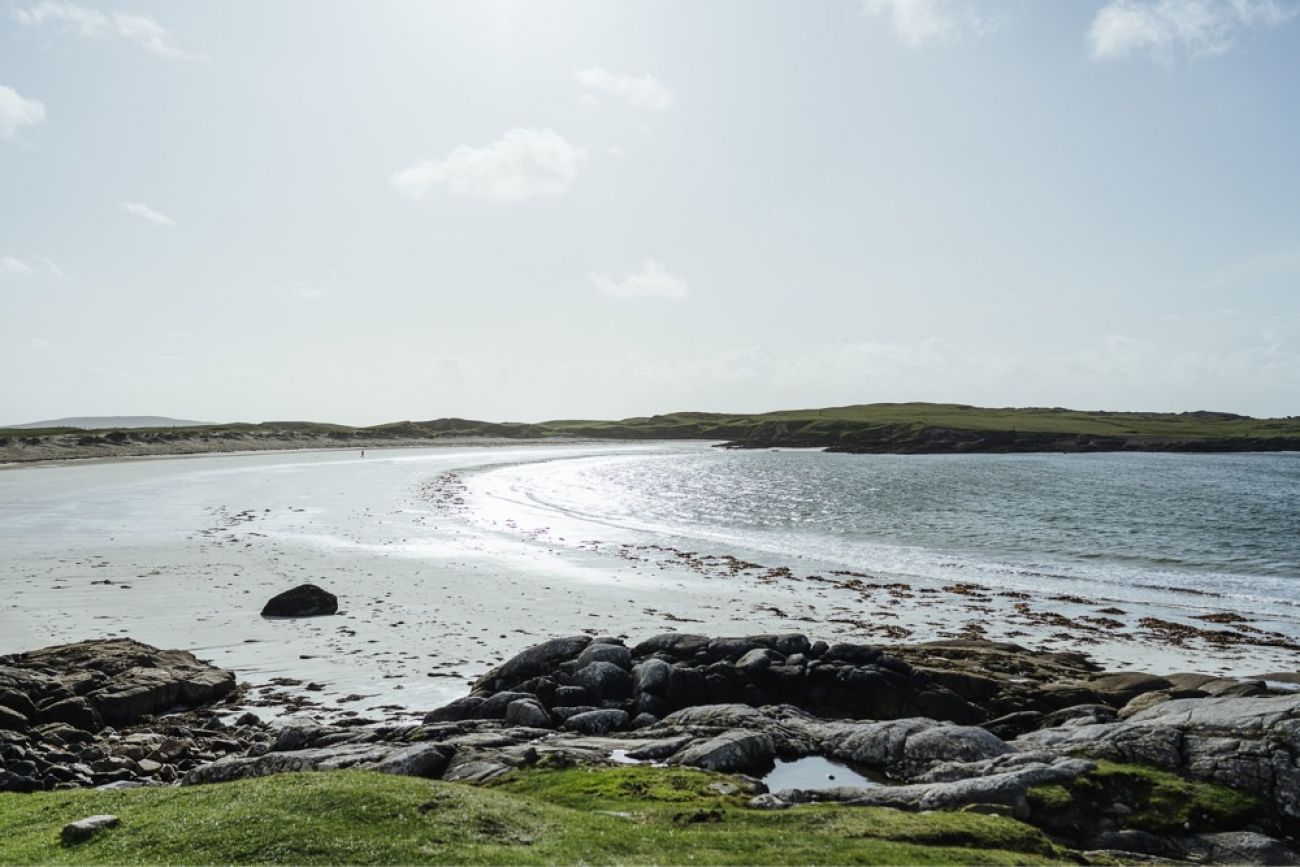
[3,0,1299,425]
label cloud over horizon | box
[13,0,205,60]
[574,67,675,110]
[391,128,587,203]
[1089,0,1297,62]
[589,259,690,299]
[0,84,46,139]
[121,201,176,226]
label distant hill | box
[3,403,1299,459]
[3,416,211,430]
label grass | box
[0,766,1069,865]
[1027,759,1269,838]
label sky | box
[2,0,1299,425]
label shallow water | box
[763,756,882,791]
[463,447,1300,621]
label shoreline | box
[2,443,1296,737]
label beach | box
[3,441,1297,730]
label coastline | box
[2,443,1296,736]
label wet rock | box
[260,584,338,617]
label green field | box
[0,767,1064,866]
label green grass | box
[1027,760,1269,838]
[0,767,1069,865]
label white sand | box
[2,443,1294,727]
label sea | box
[461,444,1300,624]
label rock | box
[1118,689,1174,720]
[0,704,28,731]
[61,814,119,845]
[562,709,629,736]
[632,633,710,659]
[0,688,38,720]
[424,696,484,723]
[5,639,235,729]
[184,742,454,785]
[574,643,631,670]
[475,636,592,694]
[1089,673,1174,707]
[504,698,552,729]
[572,661,633,701]
[755,757,1094,818]
[632,658,673,695]
[260,584,338,617]
[39,698,102,732]
[272,721,326,752]
[670,729,776,775]
[736,648,782,674]
[1179,831,1300,865]
[1016,694,1300,825]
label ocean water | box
[461,446,1300,620]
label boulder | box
[474,636,591,694]
[260,584,338,617]
[572,661,633,701]
[562,709,629,736]
[503,698,552,729]
[670,729,775,775]
[0,704,28,731]
[573,643,631,670]
[61,814,119,845]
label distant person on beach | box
[361,450,365,457]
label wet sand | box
[2,442,1295,728]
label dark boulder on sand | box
[260,583,338,617]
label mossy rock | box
[1027,760,1271,845]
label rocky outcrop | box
[0,639,247,793]
[429,632,984,731]
[260,584,338,618]
[1017,694,1300,830]
[0,639,235,731]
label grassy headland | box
[3,403,1300,462]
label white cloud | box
[122,200,176,226]
[858,0,1002,47]
[1,256,34,276]
[574,67,675,110]
[391,128,587,203]
[12,0,205,60]
[589,259,690,299]
[0,84,46,139]
[1089,0,1297,63]
[37,257,66,279]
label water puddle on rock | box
[762,756,884,791]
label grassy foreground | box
[0,766,1066,866]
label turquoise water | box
[465,447,1300,618]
